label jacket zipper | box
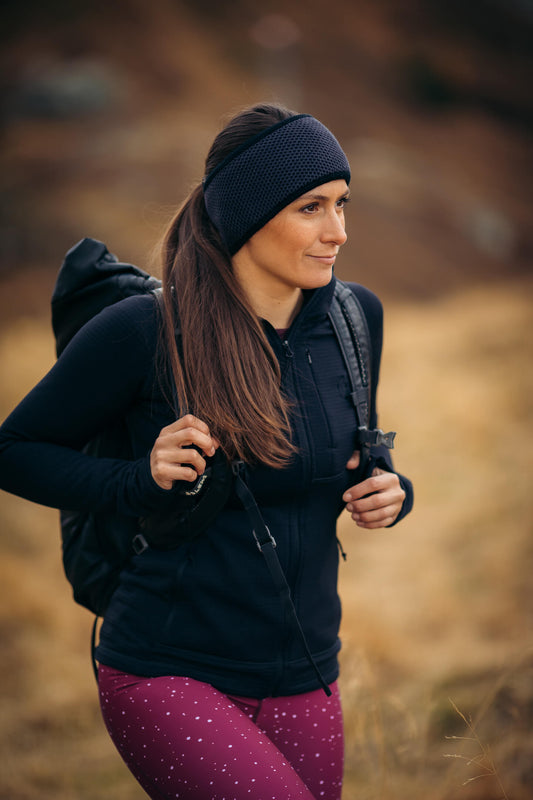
[305,347,335,454]
[282,338,294,364]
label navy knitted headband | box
[203,114,351,255]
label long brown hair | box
[160,103,297,467]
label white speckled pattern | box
[98,665,343,799]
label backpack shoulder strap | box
[330,280,372,429]
[329,280,396,458]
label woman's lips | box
[308,254,337,265]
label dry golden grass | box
[337,277,533,799]
[0,277,532,799]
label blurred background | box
[0,1,532,798]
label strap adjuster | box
[132,533,149,554]
[357,426,396,449]
[252,526,276,553]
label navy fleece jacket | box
[0,276,413,697]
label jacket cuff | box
[119,455,186,516]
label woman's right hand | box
[150,414,219,490]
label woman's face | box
[232,179,349,298]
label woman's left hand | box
[343,451,406,529]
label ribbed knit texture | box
[203,114,351,254]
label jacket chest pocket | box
[299,351,357,480]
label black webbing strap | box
[91,470,333,695]
[329,281,395,463]
[91,616,99,682]
[329,281,371,428]
[90,288,355,692]
[232,463,332,697]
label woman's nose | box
[321,210,347,246]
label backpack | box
[51,238,395,622]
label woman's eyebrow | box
[298,190,351,201]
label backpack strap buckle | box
[132,533,149,555]
[252,526,276,553]
[357,426,396,449]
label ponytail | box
[160,182,295,467]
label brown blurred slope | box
[1,4,532,798]
[0,0,531,325]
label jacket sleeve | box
[348,283,414,524]
[0,295,175,517]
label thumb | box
[346,450,360,470]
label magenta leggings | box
[98,665,343,799]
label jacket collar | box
[299,274,337,325]
[260,275,337,337]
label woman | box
[0,104,413,799]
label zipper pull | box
[306,348,312,365]
[282,340,294,359]
[336,536,347,561]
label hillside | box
[1,0,531,307]
[0,2,532,798]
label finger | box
[354,514,399,529]
[347,488,396,514]
[349,501,401,525]
[157,441,210,474]
[343,473,384,503]
[346,450,360,470]
[343,469,403,503]
[149,455,200,490]
[150,429,212,490]
[163,414,213,439]
[348,484,405,516]
[150,443,208,487]
[172,445,207,472]
[163,427,217,457]
[355,501,402,527]
[175,413,210,431]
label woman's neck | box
[232,250,305,328]
[250,288,304,329]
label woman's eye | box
[301,203,318,213]
[337,196,350,208]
